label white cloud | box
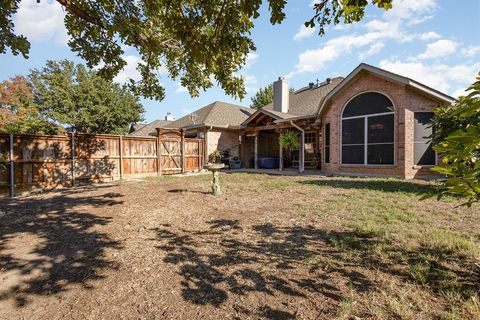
[113,55,142,84]
[384,0,437,20]
[293,25,317,41]
[378,59,479,94]
[245,52,259,68]
[175,83,188,94]
[288,0,439,77]
[359,42,385,60]
[417,39,458,59]
[242,75,258,94]
[461,45,480,57]
[451,87,468,98]
[419,31,441,41]
[14,0,68,45]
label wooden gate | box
[158,129,204,175]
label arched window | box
[341,92,394,165]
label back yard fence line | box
[0,131,205,196]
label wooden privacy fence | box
[0,132,204,196]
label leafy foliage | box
[429,73,480,206]
[1,0,392,101]
[0,154,6,171]
[29,60,144,134]
[250,84,294,109]
[279,130,300,150]
[208,149,221,164]
[0,76,62,134]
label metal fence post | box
[9,133,14,197]
[71,132,76,186]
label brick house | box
[131,63,454,179]
[240,63,455,179]
[129,101,253,162]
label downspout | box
[290,120,305,173]
[205,126,213,165]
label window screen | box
[414,112,435,165]
[343,92,394,118]
[324,123,330,163]
[341,92,394,165]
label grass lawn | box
[0,173,479,319]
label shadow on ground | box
[0,189,123,307]
[151,219,479,318]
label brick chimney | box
[273,77,289,113]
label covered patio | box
[239,109,321,173]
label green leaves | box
[1,1,392,102]
[29,59,144,134]
[429,72,480,207]
[279,130,300,150]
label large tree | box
[0,75,61,134]
[1,0,393,101]
[29,60,144,134]
[250,84,294,109]
[428,74,480,207]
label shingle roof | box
[165,101,254,129]
[128,120,172,136]
[263,77,344,116]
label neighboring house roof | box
[129,123,147,133]
[317,63,456,116]
[164,101,254,129]
[263,77,344,116]
[128,120,172,136]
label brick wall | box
[206,129,240,158]
[319,71,447,179]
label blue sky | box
[1,0,479,123]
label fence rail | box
[0,132,204,196]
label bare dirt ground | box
[0,173,479,320]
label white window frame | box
[339,92,396,166]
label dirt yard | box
[0,173,479,320]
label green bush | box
[428,73,480,206]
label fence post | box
[119,135,123,179]
[156,129,162,176]
[71,132,76,186]
[181,129,185,173]
[9,133,14,197]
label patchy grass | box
[0,173,478,319]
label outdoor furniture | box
[258,157,279,169]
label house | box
[240,63,455,179]
[129,101,254,161]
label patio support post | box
[279,130,283,171]
[290,121,305,173]
[254,131,258,170]
[9,133,14,197]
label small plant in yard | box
[208,149,221,163]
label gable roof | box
[317,63,456,116]
[262,77,344,116]
[165,101,254,129]
[241,108,295,127]
[128,120,172,136]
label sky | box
[1,0,479,123]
